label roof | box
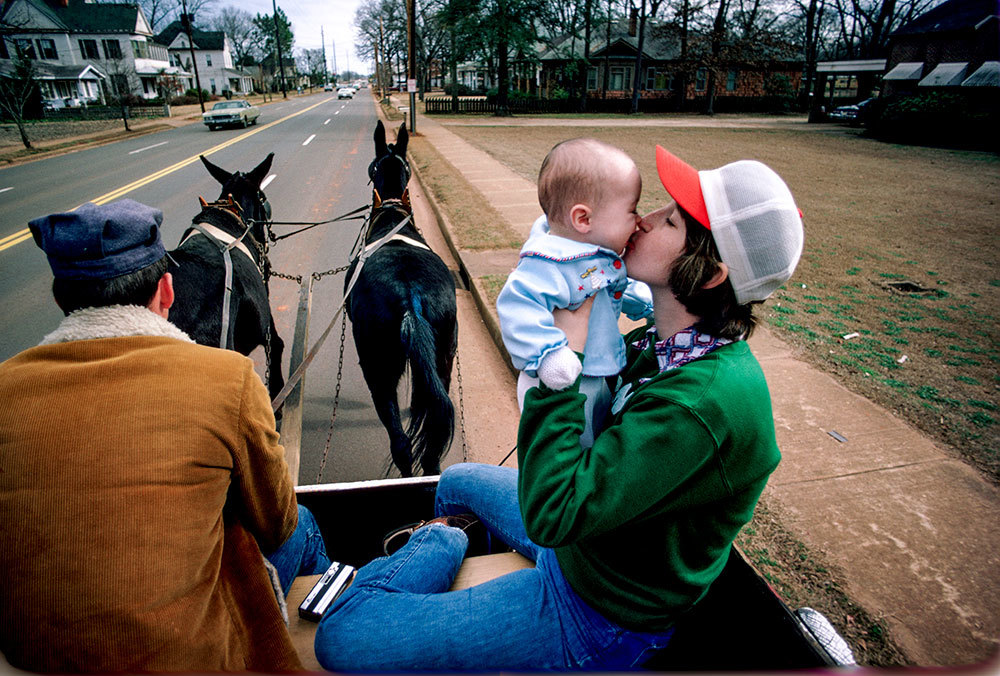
[816,59,887,73]
[155,21,226,51]
[891,0,1000,36]
[537,20,682,61]
[37,0,146,34]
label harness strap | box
[180,222,259,271]
[363,233,430,253]
[271,214,413,413]
[180,222,258,350]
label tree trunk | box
[629,0,647,114]
[16,119,32,149]
[450,28,459,113]
[704,0,728,115]
[579,0,593,112]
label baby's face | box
[587,168,641,256]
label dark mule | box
[168,153,286,404]
[345,121,457,477]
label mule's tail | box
[400,294,454,475]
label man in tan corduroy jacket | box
[0,200,330,672]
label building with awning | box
[882,0,998,97]
[814,59,885,106]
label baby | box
[497,138,644,448]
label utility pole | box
[272,0,287,98]
[332,39,338,83]
[180,0,204,112]
[379,18,387,104]
[321,26,328,84]
[406,0,416,132]
[374,37,382,99]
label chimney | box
[628,8,637,36]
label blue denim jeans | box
[265,504,332,596]
[314,463,673,671]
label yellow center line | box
[1,97,333,254]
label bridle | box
[368,150,411,196]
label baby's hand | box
[553,295,595,353]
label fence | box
[41,105,166,121]
[424,94,797,115]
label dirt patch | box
[445,124,1000,484]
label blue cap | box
[29,199,166,280]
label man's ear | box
[568,203,592,235]
[702,262,729,290]
[149,272,174,319]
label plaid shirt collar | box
[633,325,732,375]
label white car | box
[324,83,334,91]
[202,100,260,130]
[337,87,354,99]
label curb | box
[410,160,516,378]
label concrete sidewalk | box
[403,103,1000,667]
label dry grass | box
[446,124,1000,483]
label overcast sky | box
[234,0,371,75]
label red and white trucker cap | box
[655,145,804,304]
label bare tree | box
[211,7,256,70]
[0,54,39,149]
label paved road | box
[0,93,516,483]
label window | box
[15,39,36,59]
[170,52,182,68]
[587,67,598,90]
[36,39,57,59]
[726,69,738,91]
[609,66,631,90]
[646,67,672,91]
[102,39,122,60]
[695,67,707,91]
[206,53,212,67]
[131,40,149,59]
[79,39,99,59]
[210,78,216,94]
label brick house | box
[0,0,189,104]
[531,19,803,110]
[882,0,999,97]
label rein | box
[257,204,370,243]
[270,206,414,414]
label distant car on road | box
[324,83,334,91]
[337,87,354,99]
[828,98,875,125]
[202,100,260,130]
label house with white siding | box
[0,0,190,104]
[155,20,253,96]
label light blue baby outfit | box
[497,216,650,446]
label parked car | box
[337,87,354,99]
[202,100,260,130]
[324,83,334,91]
[828,98,875,125]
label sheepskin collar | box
[40,305,194,346]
